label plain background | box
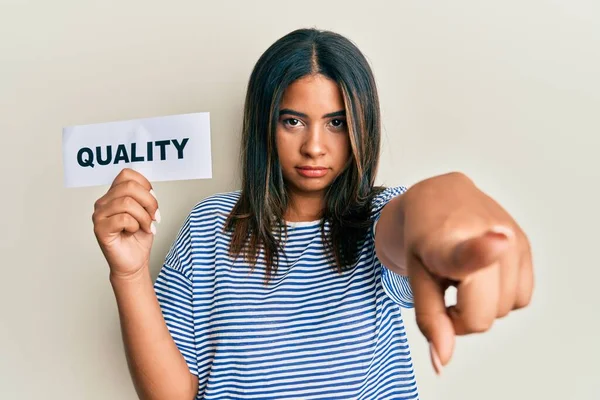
[1,1,599,399]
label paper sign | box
[62,112,212,188]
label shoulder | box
[178,190,241,236]
[370,185,408,215]
[163,190,240,274]
[189,190,241,220]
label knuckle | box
[465,317,494,333]
[118,213,131,225]
[514,296,532,310]
[125,180,137,192]
[115,169,127,180]
[414,313,435,338]
[497,306,511,319]
[120,168,132,177]
[518,230,531,252]
[121,196,135,208]
[141,212,151,224]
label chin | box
[288,179,332,194]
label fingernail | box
[489,225,514,239]
[429,342,443,376]
[151,222,157,235]
[154,208,161,224]
[150,189,157,199]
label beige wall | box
[2,1,599,399]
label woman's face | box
[276,74,351,198]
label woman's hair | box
[225,28,384,283]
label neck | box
[284,189,325,222]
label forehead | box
[280,74,345,113]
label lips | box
[296,166,329,178]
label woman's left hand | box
[402,172,534,374]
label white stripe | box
[154,187,418,399]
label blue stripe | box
[154,187,418,399]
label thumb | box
[408,253,455,375]
[445,227,513,281]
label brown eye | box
[282,118,302,128]
[330,119,346,129]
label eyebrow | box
[279,108,346,119]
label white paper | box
[62,112,212,188]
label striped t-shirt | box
[154,186,418,399]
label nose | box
[300,126,326,158]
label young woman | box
[92,28,533,400]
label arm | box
[111,267,199,400]
[374,189,409,276]
[93,168,199,399]
[376,171,533,374]
[374,172,477,277]
[111,267,198,400]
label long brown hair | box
[225,28,384,283]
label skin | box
[276,74,351,222]
[92,73,533,399]
[377,173,533,374]
[92,175,198,400]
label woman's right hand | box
[92,168,160,279]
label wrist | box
[109,264,151,287]
[406,171,472,200]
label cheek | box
[336,134,352,160]
[275,129,292,166]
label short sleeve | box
[371,186,414,309]
[154,215,198,376]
